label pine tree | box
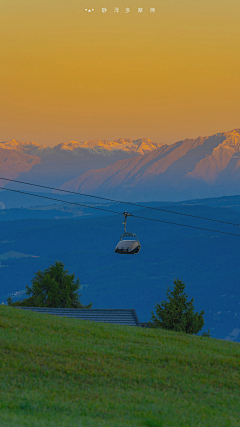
[8,261,92,309]
[149,279,204,334]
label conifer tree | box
[149,279,204,334]
[8,261,92,309]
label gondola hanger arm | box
[122,211,131,233]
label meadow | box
[0,306,239,427]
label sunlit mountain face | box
[60,129,240,201]
[0,147,41,181]
[1,129,240,201]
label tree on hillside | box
[7,261,92,308]
[149,279,204,334]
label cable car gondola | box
[115,212,141,255]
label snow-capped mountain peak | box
[54,138,162,156]
[0,140,50,156]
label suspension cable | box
[0,176,239,227]
[1,186,240,237]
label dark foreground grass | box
[0,306,239,427]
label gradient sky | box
[0,0,240,147]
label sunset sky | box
[0,0,240,146]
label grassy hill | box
[0,306,240,427]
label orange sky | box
[0,0,240,146]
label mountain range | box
[0,138,162,189]
[1,129,240,202]
[60,129,240,201]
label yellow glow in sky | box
[0,0,240,146]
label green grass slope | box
[0,306,239,427]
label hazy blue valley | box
[0,195,240,342]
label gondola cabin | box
[115,237,141,254]
[115,211,141,255]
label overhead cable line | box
[1,186,240,237]
[0,176,239,228]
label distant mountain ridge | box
[60,129,240,201]
[2,130,240,201]
[0,138,162,187]
[56,138,162,156]
[0,138,161,157]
